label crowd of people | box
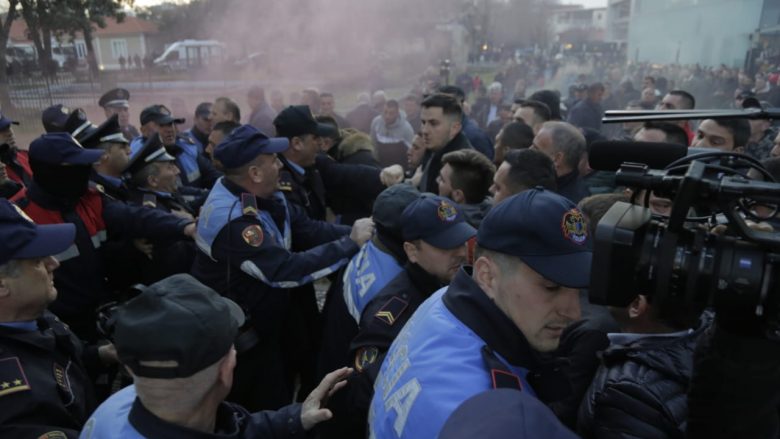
[0,50,779,439]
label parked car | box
[153,40,225,71]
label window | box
[111,39,128,59]
[75,42,87,59]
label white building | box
[550,5,608,44]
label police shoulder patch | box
[0,357,31,397]
[241,225,264,247]
[374,296,409,326]
[354,346,379,373]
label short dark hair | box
[421,93,462,120]
[498,121,534,150]
[385,99,399,110]
[441,149,496,204]
[519,100,551,123]
[212,121,240,137]
[503,149,556,193]
[668,90,695,109]
[528,90,561,120]
[712,118,751,148]
[642,122,689,146]
[215,97,241,122]
[644,76,656,85]
[438,85,466,103]
[588,82,605,94]
[315,115,340,139]
[578,193,629,237]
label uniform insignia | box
[0,357,31,397]
[142,193,157,208]
[242,225,264,247]
[278,173,293,192]
[354,346,379,372]
[491,369,522,390]
[94,184,105,194]
[561,208,587,245]
[374,296,409,326]
[53,363,70,393]
[37,432,67,439]
[437,200,458,222]
[241,193,258,216]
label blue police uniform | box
[369,189,592,439]
[182,127,206,154]
[81,385,309,439]
[190,125,361,410]
[343,239,405,322]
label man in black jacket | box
[419,94,474,194]
[577,292,710,439]
[531,121,590,204]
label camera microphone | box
[589,140,689,171]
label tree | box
[0,0,20,110]
[19,0,66,75]
[62,0,131,78]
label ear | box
[217,347,237,387]
[451,189,466,204]
[473,256,499,299]
[628,295,650,319]
[450,119,462,138]
[403,241,418,263]
[146,174,158,189]
[248,165,264,184]
[291,136,304,152]
[553,151,566,168]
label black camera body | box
[590,157,780,339]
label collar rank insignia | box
[142,193,157,208]
[0,357,31,397]
[354,346,379,373]
[241,193,258,216]
[374,296,409,326]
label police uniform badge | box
[242,225,264,247]
[437,200,458,222]
[53,362,74,405]
[561,208,587,245]
[37,432,68,439]
[354,346,379,372]
[374,296,409,326]
[0,357,31,397]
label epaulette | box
[278,171,293,192]
[374,296,409,326]
[142,193,157,208]
[241,193,258,216]
[177,133,196,145]
[0,357,31,397]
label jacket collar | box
[128,397,243,439]
[405,262,445,299]
[556,169,580,189]
[443,267,542,370]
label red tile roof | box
[8,16,157,43]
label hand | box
[380,164,404,186]
[711,220,774,235]
[98,343,118,365]
[183,223,197,238]
[350,218,375,246]
[171,208,195,222]
[133,239,154,259]
[301,367,353,431]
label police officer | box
[81,274,353,438]
[134,105,221,191]
[181,102,213,154]
[42,104,96,141]
[317,184,419,382]
[0,199,115,438]
[79,115,132,201]
[98,88,140,141]
[324,194,476,437]
[123,136,198,285]
[11,133,197,342]
[369,188,590,438]
[0,112,30,188]
[191,125,374,411]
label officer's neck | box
[146,399,219,434]
[93,162,122,178]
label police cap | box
[0,198,76,266]
[273,105,337,138]
[214,124,288,170]
[123,134,175,176]
[98,88,130,108]
[401,194,476,249]
[477,188,592,289]
[0,112,19,131]
[29,132,104,166]
[372,184,420,233]
[140,104,185,126]
[41,104,96,141]
[80,114,129,149]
